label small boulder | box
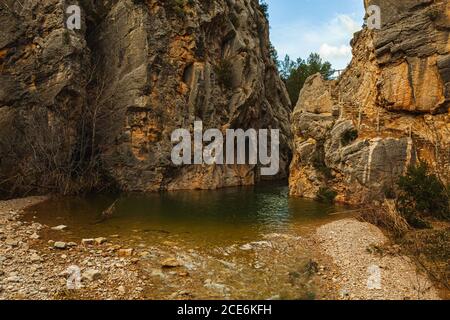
[30,253,42,263]
[81,239,95,246]
[118,248,134,257]
[82,269,101,282]
[117,285,126,294]
[161,258,182,268]
[138,251,151,258]
[54,242,67,250]
[5,238,18,247]
[94,237,107,245]
[204,279,230,295]
[30,233,40,240]
[5,275,20,283]
[239,244,253,251]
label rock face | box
[0,0,89,195]
[0,0,291,195]
[290,0,449,204]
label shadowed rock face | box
[290,0,449,204]
[0,0,90,195]
[0,0,291,195]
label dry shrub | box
[0,65,120,198]
[12,106,102,195]
[361,201,450,291]
[399,227,450,291]
[360,199,410,237]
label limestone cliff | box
[0,0,291,195]
[289,0,449,204]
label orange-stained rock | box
[290,0,450,204]
[0,0,292,195]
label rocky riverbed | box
[0,196,339,300]
[0,197,143,299]
[0,197,442,300]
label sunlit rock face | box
[0,0,291,195]
[290,0,449,204]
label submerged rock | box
[94,237,108,245]
[51,225,67,231]
[118,249,134,257]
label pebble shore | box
[316,219,440,300]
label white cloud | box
[319,43,352,60]
[270,13,362,69]
[332,14,361,35]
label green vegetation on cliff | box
[279,53,333,105]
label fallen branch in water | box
[93,199,119,224]
[102,199,119,217]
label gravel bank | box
[0,197,144,300]
[316,219,440,300]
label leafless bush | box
[399,227,450,291]
[13,104,102,195]
[0,71,121,197]
[360,199,410,237]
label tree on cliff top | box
[258,0,269,19]
[280,53,333,106]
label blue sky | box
[266,0,365,70]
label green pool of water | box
[25,184,349,247]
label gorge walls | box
[4,0,447,202]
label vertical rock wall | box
[289,0,449,204]
[0,0,292,195]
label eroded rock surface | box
[0,0,291,195]
[290,0,450,204]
